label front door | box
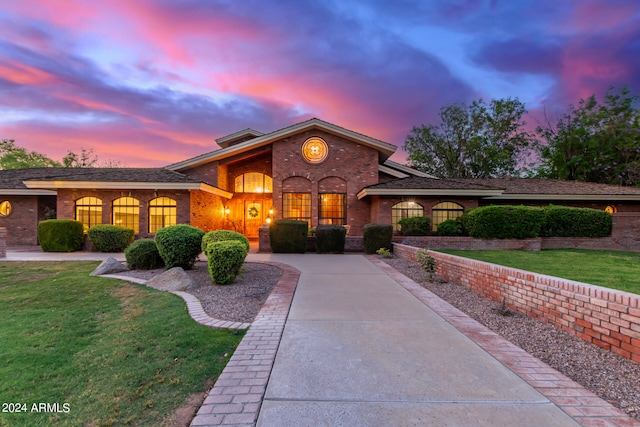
[244,201,263,239]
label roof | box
[0,168,232,198]
[358,176,503,199]
[167,117,398,171]
[467,178,640,197]
[358,176,640,201]
[215,128,265,148]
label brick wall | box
[393,243,640,363]
[271,130,378,236]
[0,227,6,258]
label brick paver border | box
[369,255,640,427]
[190,261,300,427]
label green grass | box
[0,261,244,427]
[440,249,640,295]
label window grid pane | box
[149,197,177,233]
[234,173,273,193]
[391,202,423,232]
[283,193,311,226]
[432,202,464,231]
[113,197,140,233]
[75,197,103,233]
[319,193,346,225]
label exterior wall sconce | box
[225,207,231,215]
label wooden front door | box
[244,201,263,239]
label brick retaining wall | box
[393,243,640,363]
[0,227,5,258]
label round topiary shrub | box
[436,219,464,236]
[124,239,164,270]
[201,230,250,252]
[88,224,135,252]
[154,224,205,269]
[205,240,248,285]
[37,219,84,252]
[315,225,346,254]
[398,216,431,236]
[363,223,393,254]
[269,220,308,253]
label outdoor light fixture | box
[225,207,231,215]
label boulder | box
[90,257,128,276]
[145,267,197,292]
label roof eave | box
[357,188,504,200]
[0,189,58,196]
[23,180,203,190]
[484,194,640,201]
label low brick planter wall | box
[393,243,640,363]
[0,227,6,258]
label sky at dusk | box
[1,0,639,167]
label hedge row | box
[439,205,612,239]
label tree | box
[404,98,533,178]
[62,147,99,167]
[536,86,640,186]
[0,139,60,169]
[0,140,122,170]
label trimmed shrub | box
[315,225,346,254]
[205,240,248,285]
[398,216,431,236]
[201,230,250,252]
[124,239,164,270]
[154,224,205,269]
[466,205,546,239]
[541,205,613,237]
[37,219,84,252]
[269,220,308,253]
[437,219,464,236]
[363,223,393,254]
[88,224,135,252]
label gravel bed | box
[381,256,640,419]
[121,261,281,323]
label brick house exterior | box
[3,117,640,246]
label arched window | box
[75,197,102,233]
[234,173,273,193]
[432,202,464,231]
[149,197,176,233]
[113,197,140,233]
[391,201,424,232]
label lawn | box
[440,249,640,295]
[0,261,244,427]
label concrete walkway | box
[252,254,578,427]
[3,248,637,426]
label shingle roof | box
[363,176,500,191]
[464,178,640,196]
[0,167,200,189]
[361,176,640,200]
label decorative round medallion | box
[301,137,329,164]
[605,205,617,214]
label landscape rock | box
[145,267,198,291]
[90,257,128,276]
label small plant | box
[416,249,437,278]
[363,223,393,254]
[376,248,392,258]
[201,230,250,252]
[88,224,135,252]
[154,224,205,270]
[124,239,164,270]
[205,240,248,285]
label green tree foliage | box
[0,139,60,169]
[0,140,122,169]
[536,86,640,185]
[404,98,533,178]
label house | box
[2,118,640,247]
